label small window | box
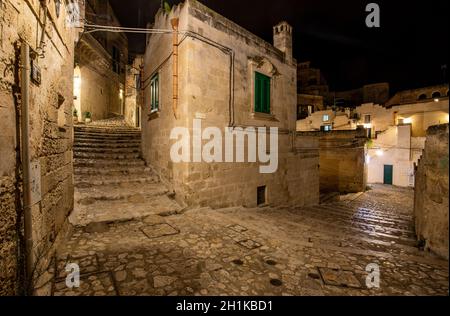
[150,74,159,112]
[432,92,441,99]
[418,94,427,101]
[254,72,271,114]
[323,114,330,122]
[323,124,332,132]
[364,114,371,124]
[135,74,141,90]
[257,186,266,206]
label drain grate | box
[270,278,283,287]
[318,267,362,289]
[232,259,244,266]
[140,223,180,239]
[237,239,262,250]
[227,224,248,233]
[265,259,277,266]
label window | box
[254,72,271,114]
[323,114,329,122]
[364,114,371,124]
[418,94,427,101]
[432,92,441,99]
[135,74,141,90]
[150,74,159,112]
[323,124,332,132]
[257,186,267,206]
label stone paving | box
[52,184,449,296]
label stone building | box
[142,0,319,209]
[297,128,368,194]
[297,60,390,111]
[297,84,449,188]
[0,0,83,294]
[73,0,128,122]
[414,124,449,259]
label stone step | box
[74,142,141,149]
[74,146,140,154]
[75,183,169,204]
[74,174,159,188]
[74,165,151,176]
[308,204,414,231]
[74,127,140,133]
[74,158,146,168]
[74,152,141,160]
[74,135,141,142]
[70,194,182,227]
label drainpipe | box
[20,41,33,292]
[171,18,179,120]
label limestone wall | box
[0,0,80,294]
[142,0,319,208]
[298,128,367,193]
[414,124,449,260]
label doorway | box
[383,165,393,185]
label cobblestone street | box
[52,185,448,296]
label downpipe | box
[20,41,34,294]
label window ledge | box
[148,110,160,121]
[251,112,278,122]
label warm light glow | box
[74,75,81,93]
[119,89,124,99]
[363,123,372,129]
[376,150,384,157]
[434,98,440,102]
[403,117,412,124]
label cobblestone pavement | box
[53,185,449,296]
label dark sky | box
[109,0,449,93]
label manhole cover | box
[140,223,180,239]
[318,267,362,289]
[237,239,262,250]
[270,279,283,287]
[227,224,248,233]
[232,259,244,266]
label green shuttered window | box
[150,74,159,112]
[254,72,271,114]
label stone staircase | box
[70,121,182,227]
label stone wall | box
[142,0,319,208]
[414,124,449,260]
[298,128,367,193]
[0,0,80,294]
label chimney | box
[273,21,293,62]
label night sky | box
[109,0,449,93]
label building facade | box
[142,0,319,209]
[297,84,449,187]
[73,0,128,122]
[0,0,83,294]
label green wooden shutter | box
[255,72,270,114]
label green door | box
[383,165,393,185]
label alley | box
[52,185,448,296]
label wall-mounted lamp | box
[403,117,412,124]
[376,150,384,157]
